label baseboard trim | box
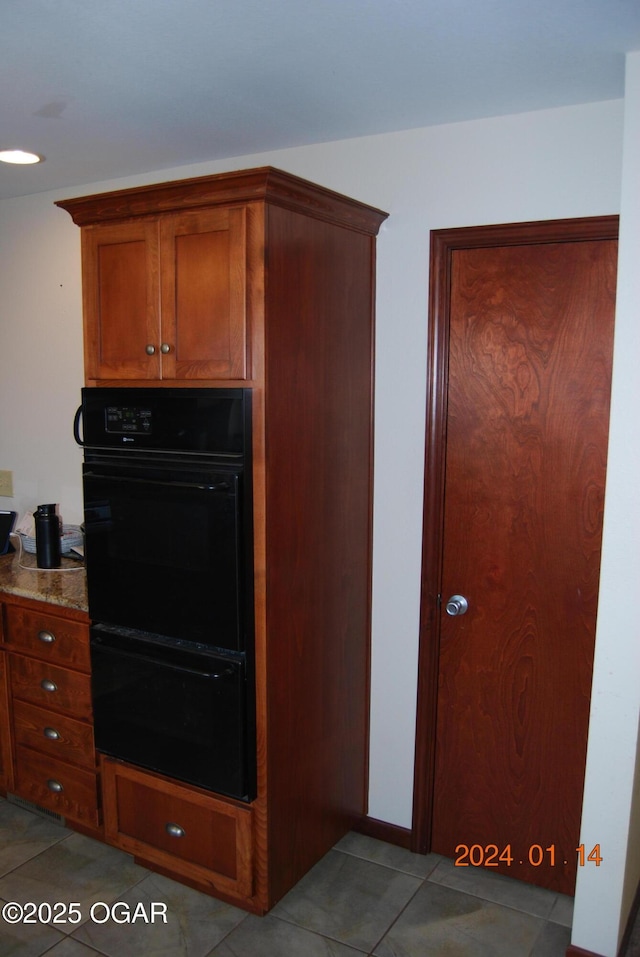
[566,948,605,957]
[354,815,412,850]
[616,873,640,957]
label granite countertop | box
[0,542,87,612]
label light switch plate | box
[0,471,14,497]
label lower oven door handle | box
[83,472,231,493]
[92,641,238,680]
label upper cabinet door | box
[160,207,247,381]
[82,219,161,381]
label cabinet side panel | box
[264,206,375,903]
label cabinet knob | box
[43,727,60,741]
[40,678,58,693]
[165,822,185,838]
[160,342,171,354]
[145,344,156,355]
[47,779,64,793]
[37,630,56,644]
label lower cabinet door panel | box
[14,745,99,826]
[101,758,253,900]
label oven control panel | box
[105,406,152,435]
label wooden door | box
[413,218,618,895]
[160,206,247,380]
[82,219,161,381]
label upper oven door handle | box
[83,472,231,493]
[73,405,85,446]
[91,639,239,680]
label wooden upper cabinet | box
[160,207,246,380]
[83,218,161,381]
[56,167,388,389]
[81,207,246,383]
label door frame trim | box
[411,215,619,854]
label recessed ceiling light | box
[0,149,44,165]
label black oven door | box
[83,459,250,653]
[90,625,253,801]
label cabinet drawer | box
[9,654,92,720]
[0,652,13,792]
[5,607,90,672]
[102,758,253,899]
[14,745,99,827]
[13,700,95,770]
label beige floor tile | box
[272,849,422,952]
[373,881,545,957]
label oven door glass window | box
[83,466,247,652]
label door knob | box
[445,595,469,616]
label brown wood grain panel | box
[9,654,92,720]
[56,167,388,235]
[102,759,253,900]
[0,653,14,792]
[13,745,99,826]
[429,234,617,894]
[5,605,90,672]
[263,205,376,903]
[0,593,89,625]
[82,219,160,381]
[13,700,95,769]
[160,206,247,379]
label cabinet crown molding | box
[56,166,388,234]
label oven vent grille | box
[7,793,66,827]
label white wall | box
[0,96,631,949]
[571,52,640,957]
[0,194,85,524]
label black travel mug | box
[34,504,61,569]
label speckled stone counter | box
[0,547,87,612]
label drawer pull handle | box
[165,823,185,839]
[38,630,56,644]
[43,727,60,741]
[47,779,64,793]
[40,679,58,693]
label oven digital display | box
[105,406,152,435]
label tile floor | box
[0,795,576,957]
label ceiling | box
[2,0,639,200]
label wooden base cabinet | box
[0,643,14,794]
[102,758,254,904]
[57,167,388,912]
[2,598,99,830]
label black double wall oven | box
[75,388,255,801]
